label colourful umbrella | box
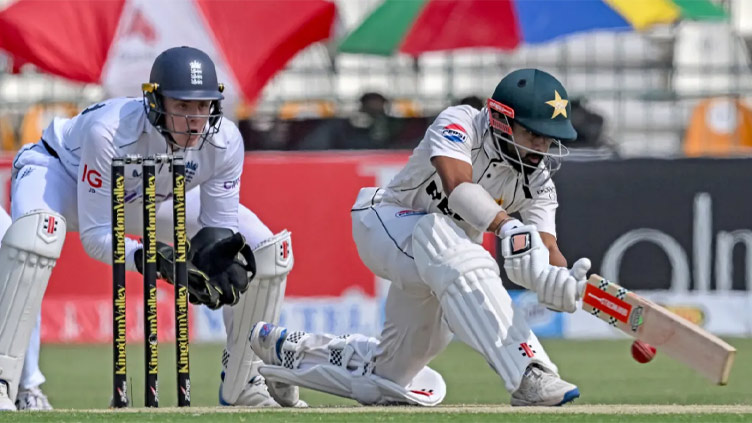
[339,0,727,56]
[0,0,337,106]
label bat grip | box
[577,280,587,299]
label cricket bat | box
[581,274,736,385]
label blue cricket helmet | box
[142,46,224,145]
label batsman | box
[250,69,591,406]
[0,46,303,409]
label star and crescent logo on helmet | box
[442,123,468,143]
[545,90,568,119]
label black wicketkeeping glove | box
[190,228,256,307]
[134,241,223,309]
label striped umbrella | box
[339,0,727,56]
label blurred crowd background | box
[0,0,749,159]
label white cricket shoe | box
[266,379,307,408]
[219,374,308,408]
[0,381,15,411]
[248,322,308,408]
[510,364,580,406]
[219,335,308,408]
[16,386,53,410]
[249,322,288,366]
[220,374,281,407]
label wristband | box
[496,218,523,238]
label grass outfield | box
[4,338,750,421]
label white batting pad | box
[221,230,293,404]
[259,331,446,406]
[0,211,65,400]
[411,214,556,392]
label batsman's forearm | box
[487,211,513,234]
[548,247,567,267]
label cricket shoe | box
[16,386,53,410]
[510,364,580,406]
[0,381,15,411]
[219,373,281,407]
[248,322,308,408]
[249,322,288,366]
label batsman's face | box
[163,97,212,148]
[511,122,554,166]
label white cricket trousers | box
[350,188,454,387]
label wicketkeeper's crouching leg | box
[0,211,65,410]
[219,230,306,407]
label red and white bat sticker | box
[583,284,632,324]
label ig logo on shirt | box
[82,164,103,192]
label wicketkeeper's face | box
[163,97,212,148]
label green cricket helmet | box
[487,68,576,181]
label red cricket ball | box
[631,340,657,363]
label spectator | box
[298,92,395,150]
[568,98,606,149]
[457,95,485,110]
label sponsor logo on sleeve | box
[535,185,557,200]
[223,178,240,190]
[441,123,468,143]
[536,186,555,196]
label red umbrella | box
[0,0,336,108]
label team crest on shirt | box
[185,161,198,183]
[441,123,468,143]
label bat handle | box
[577,279,587,299]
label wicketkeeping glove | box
[189,228,256,307]
[134,241,223,309]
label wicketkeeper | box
[0,46,302,410]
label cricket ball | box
[631,340,657,363]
